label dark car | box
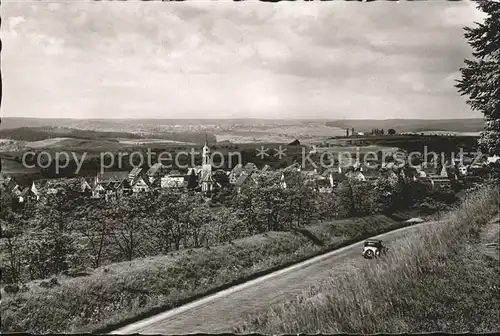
[362,239,389,259]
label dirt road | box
[111,221,435,335]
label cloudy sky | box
[2,1,486,120]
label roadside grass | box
[1,214,414,333]
[236,185,500,334]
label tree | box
[185,194,213,247]
[74,201,114,268]
[280,171,317,227]
[388,128,396,135]
[146,190,181,253]
[27,180,84,278]
[187,170,198,190]
[106,195,150,261]
[315,193,339,221]
[0,186,26,283]
[336,179,378,217]
[456,1,500,157]
[208,207,246,244]
[373,177,396,213]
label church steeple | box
[202,134,210,167]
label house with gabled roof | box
[261,164,272,172]
[98,171,130,184]
[228,164,244,184]
[322,166,343,177]
[243,162,259,175]
[400,166,418,182]
[458,165,469,176]
[103,181,122,201]
[345,168,365,181]
[128,167,145,184]
[344,166,380,183]
[25,181,41,201]
[3,177,19,193]
[146,163,167,184]
[18,187,37,203]
[76,176,95,195]
[94,171,131,198]
[161,170,186,189]
[32,178,59,195]
[234,171,252,193]
[92,183,106,198]
[284,162,301,172]
[487,155,500,165]
[3,176,40,203]
[278,169,324,190]
[381,161,404,171]
[429,177,452,189]
[419,163,441,178]
[131,174,152,193]
[229,162,259,187]
[212,169,229,189]
[317,178,334,193]
[328,171,347,186]
[187,167,202,176]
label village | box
[2,139,498,205]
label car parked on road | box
[362,239,389,259]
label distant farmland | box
[325,118,485,134]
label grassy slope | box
[237,185,500,334]
[1,214,423,333]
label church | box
[199,139,217,193]
[166,138,228,194]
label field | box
[325,118,485,134]
[1,117,483,149]
[316,135,479,155]
[1,157,41,175]
[418,131,481,136]
[0,118,482,179]
[313,145,401,155]
[215,124,346,143]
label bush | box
[4,284,20,294]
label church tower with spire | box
[202,135,211,168]
[200,134,215,193]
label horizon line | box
[0,117,484,121]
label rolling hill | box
[0,127,217,146]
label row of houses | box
[2,144,496,204]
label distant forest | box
[0,127,217,145]
[325,119,485,133]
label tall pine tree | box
[456,1,500,156]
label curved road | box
[111,221,435,335]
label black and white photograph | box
[1,0,499,334]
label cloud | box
[1,1,486,119]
